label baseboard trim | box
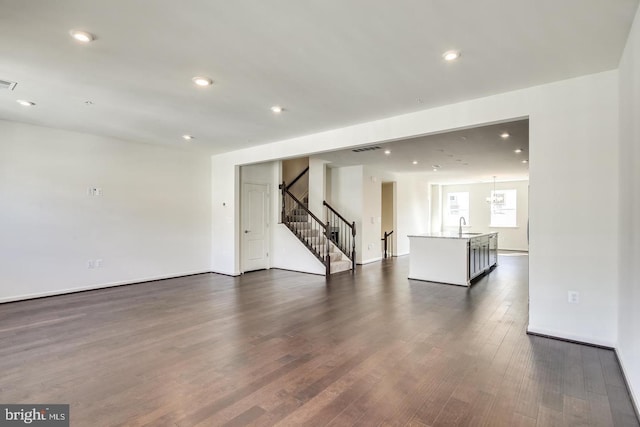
[526,326,615,349]
[211,270,241,277]
[0,270,212,304]
[270,267,325,277]
[615,348,640,422]
[357,257,383,265]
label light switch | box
[568,291,579,304]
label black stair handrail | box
[381,230,394,258]
[323,201,356,273]
[286,166,310,190]
[280,182,331,275]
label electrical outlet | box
[568,291,580,304]
[87,260,95,269]
[368,243,373,250]
[95,259,102,268]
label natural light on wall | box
[490,189,517,227]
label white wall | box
[618,4,640,410]
[430,184,442,234]
[327,165,386,264]
[440,180,529,251]
[395,173,431,255]
[527,73,618,348]
[361,166,382,263]
[241,161,275,184]
[308,158,328,220]
[210,70,620,349]
[0,120,212,302]
[271,224,325,275]
[211,157,239,275]
[329,165,363,263]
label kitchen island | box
[408,232,498,286]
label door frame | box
[381,181,397,257]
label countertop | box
[407,231,497,240]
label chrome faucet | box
[458,216,466,235]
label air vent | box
[0,80,17,90]
[352,146,382,153]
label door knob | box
[244,230,250,234]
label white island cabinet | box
[408,232,498,286]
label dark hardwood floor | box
[1,255,638,426]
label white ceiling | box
[317,119,529,184]
[0,1,637,154]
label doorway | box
[241,183,270,272]
[381,181,396,258]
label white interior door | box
[242,183,269,272]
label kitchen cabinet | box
[469,234,498,281]
[408,232,498,286]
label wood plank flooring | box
[1,255,638,426]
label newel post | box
[280,181,286,223]
[351,221,356,273]
[325,221,331,276]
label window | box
[490,189,517,227]
[445,192,469,226]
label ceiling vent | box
[0,79,17,90]
[352,146,382,153]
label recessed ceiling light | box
[442,50,461,61]
[69,30,95,43]
[384,150,391,155]
[271,105,283,113]
[522,159,529,164]
[500,132,510,139]
[514,148,522,153]
[182,135,195,140]
[192,77,213,87]
[16,99,35,107]
[412,160,418,165]
[432,168,438,172]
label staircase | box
[286,197,353,274]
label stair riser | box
[330,260,352,274]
